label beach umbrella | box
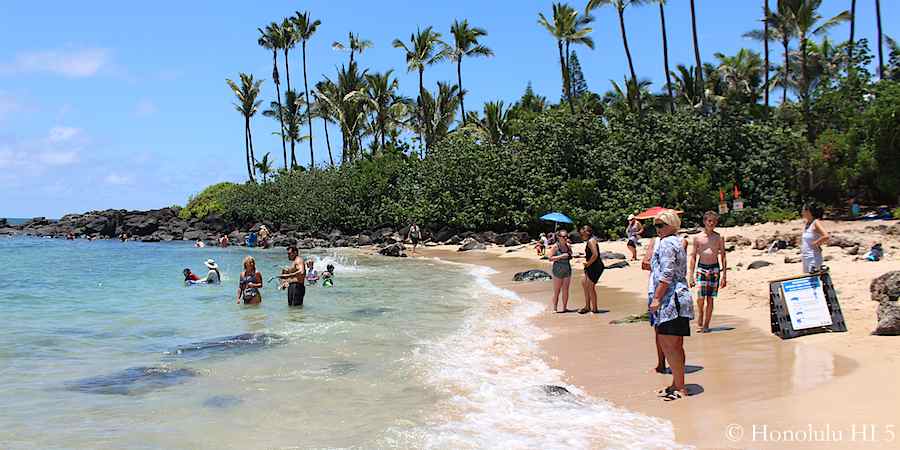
[633,207,683,221]
[540,212,573,230]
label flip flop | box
[662,391,686,402]
[655,386,675,396]
[578,308,590,314]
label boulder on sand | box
[826,234,859,249]
[871,271,900,335]
[605,261,630,269]
[458,238,486,252]
[378,243,407,257]
[598,251,626,260]
[513,269,551,282]
[784,256,802,264]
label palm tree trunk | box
[801,35,813,143]
[763,0,770,113]
[689,0,705,105]
[618,8,641,114]
[660,1,675,114]
[350,50,355,67]
[848,0,856,70]
[457,59,466,125]
[875,0,884,79]
[322,117,334,166]
[248,121,257,169]
[558,41,573,114]
[283,49,292,94]
[302,41,315,171]
[381,120,387,153]
[244,122,254,183]
[782,36,790,104]
[418,66,427,154]
[272,50,288,170]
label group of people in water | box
[183,245,335,307]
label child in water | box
[322,264,335,287]
[305,260,319,285]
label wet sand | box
[419,221,900,449]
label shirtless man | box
[278,246,306,307]
[689,211,727,333]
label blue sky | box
[1,0,895,218]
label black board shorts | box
[288,282,305,307]
[584,263,604,284]
[656,316,691,336]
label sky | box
[1,0,896,218]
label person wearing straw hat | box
[626,214,643,261]
[203,259,221,284]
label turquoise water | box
[0,236,678,449]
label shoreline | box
[419,219,900,449]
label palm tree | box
[226,73,264,183]
[348,70,411,155]
[255,153,273,183]
[785,0,850,140]
[476,100,511,145]
[657,0,676,113]
[263,90,308,169]
[876,0,884,78]
[538,3,594,114]
[279,19,296,95]
[317,64,368,163]
[392,27,447,151]
[715,49,764,104]
[604,77,653,115]
[258,23,288,169]
[689,0,705,105]
[764,0,771,112]
[311,83,335,166]
[332,32,374,66]
[413,82,461,152]
[848,0,857,70]
[449,20,493,125]
[745,1,796,104]
[670,64,703,109]
[291,11,321,170]
[586,1,643,113]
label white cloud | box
[48,126,82,143]
[37,150,79,166]
[1,48,110,78]
[134,99,157,117]
[104,173,134,185]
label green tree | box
[658,0,676,113]
[317,64,368,163]
[332,32,374,66]
[291,11,321,170]
[264,90,308,169]
[312,81,336,166]
[255,153,274,183]
[348,70,411,156]
[568,51,589,98]
[689,0,705,106]
[257,23,288,169]
[475,100,511,145]
[449,19,493,125]
[539,3,594,114]
[876,0,884,78]
[413,82,461,152]
[715,48,764,105]
[392,26,447,151]
[226,73,264,183]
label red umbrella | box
[633,206,683,221]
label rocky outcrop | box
[378,242,407,257]
[748,260,774,270]
[513,269,551,282]
[598,251,627,260]
[605,261,630,269]
[826,234,860,249]
[871,271,900,335]
[458,238,487,252]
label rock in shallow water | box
[67,366,197,396]
[539,385,572,397]
[169,333,284,359]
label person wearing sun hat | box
[203,259,221,284]
[626,213,643,261]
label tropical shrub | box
[180,182,241,220]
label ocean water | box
[0,236,679,449]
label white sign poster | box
[781,276,833,330]
[732,200,744,211]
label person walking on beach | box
[237,256,263,305]
[801,203,830,273]
[407,222,422,255]
[278,246,306,307]
[548,230,573,313]
[626,214,643,261]
[688,211,726,333]
[648,210,694,401]
[579,225,605,314]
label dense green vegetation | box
[204,1,898,237]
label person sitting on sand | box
[801,203,830,273]
[305,260,319,285]
[237,256,263,305]
[648,210,694,402]
[689,211,726,334]
[579,225,605,314]
[183,268,200,283]
[548,230,573,313]
[626,214,644,261]
[407,222,422,255]
[203,259,221,284]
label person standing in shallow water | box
[689,211,726,333]
[407,222,422,255]
[278,246,306,307]
[579,225,604,314]
[801,203,830,273]
[548,230,573,313]
[648,210,694,402]
[237,256,263,305]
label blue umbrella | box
[540,212,573,229]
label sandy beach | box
[422,219,900,449]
